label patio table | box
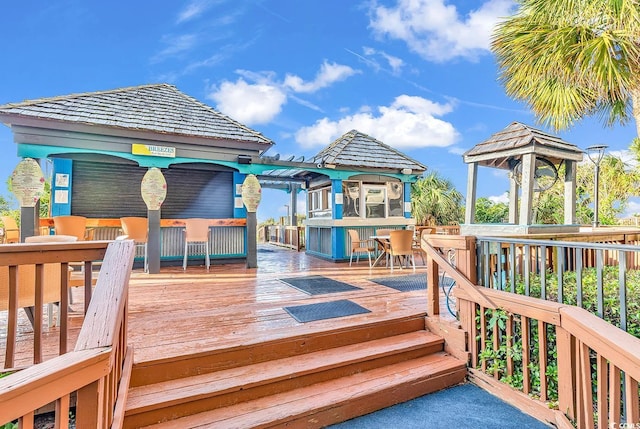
[370,235,390,267]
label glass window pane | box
[387,182,404,217]
[365,187,386,218]
[343,181,360,217]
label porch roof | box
[0,83,274,150]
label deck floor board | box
[1,245,455,369]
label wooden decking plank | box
[126,330,442,413]
[141,352,466,428]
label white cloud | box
[207,61,360,124]
[488,192,509,204]
[208,78,287,125]
[151,34,198,63]
[295,94,459,149]
[369,0,515,62]
[177,0,214,23]
[284,61,359,93]
[360,47,405,74]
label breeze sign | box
[132,143,176,158]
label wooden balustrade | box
[0,239,135,428]
[265,225,305,251]
[1,241,111,368]
[422,235,640,428]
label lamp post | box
[586,144,608,228]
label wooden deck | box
[2,244,452,369]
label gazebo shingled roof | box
[463,121,583,170]
[0,83,274,150]
[314,129,427,172]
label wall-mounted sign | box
[141,167,167,210]
[54,190,69,204]
[55,173,69,187]
[11,158,45,207]
[241,174,261,212]
[132,143,176,158]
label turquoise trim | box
[233,172,247,218]
[332,179,343,220]
[404,182,412,218]
[51,158,73,216]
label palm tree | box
[411,172,463,226]
[492,0,640,135]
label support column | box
[147,209,161,273]
[519,153,536,225]
[290,185,298,226]
[20,206,37,242]
[564,160,577,225]
[464,162,477,224]
[508,176,519,224]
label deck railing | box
[475,236,640,334]
[0,239,135,428]
[422,235,640,428]
[1,240,111,368]
[265,225,305,251]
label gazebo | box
[461,122,584,235]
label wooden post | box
[246,211,257,268]
[426,251,439,316]
[564,160,577,225]
[76,379,105,428]
[556,326,576,420]
[147,210,161,274]
[464,162,477,224]
[519,153,536,225]
[20,206,36,242]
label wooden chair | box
[183,219,211,270]
[53,215,94,240]
[347,229,374,267]
[120,217,148,272]
[1,216,20,244]
[389,229,416,272]
[375,228,393,266]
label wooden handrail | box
[0,239,135,428]
[424,235,640,428]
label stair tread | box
[127,330,442,413]
[142,352,466,428]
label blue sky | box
[1,0,638,221]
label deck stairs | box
[123,315,467,428]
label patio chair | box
[389,229,416,272]
[183,218,211,270]
[347,229,374,267]
[53,215,94,240]
[1,216,20,243]
[120,217,148,272]
[375,228,393,266]
[412,227,436,265]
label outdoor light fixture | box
[401,168,412,175]
[586,144,608,228]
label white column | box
[508,175,519,224]
[564,160,577,224]
[518,153,536,225]
[465,162,477,224]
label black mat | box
[280,275,362,295]
[284,299,371,323]
[370,273,427,292]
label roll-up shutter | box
[71,161,233,218]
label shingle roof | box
[463,122,583,168]
[0,83,273,146]
[314,130,427,172]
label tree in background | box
[474,197,509,224]
[492,0,640,135]
[411,172,463,226]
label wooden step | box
[130,314,426,387]
[125,330,443,428]
[141,352,466,428]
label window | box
[364,185,386,218]
[308,186,332,218]
[342,181,360,217]
[341,180,404,219]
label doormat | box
[284,299,371,323]
[279,275,362,295]
[370,273,427,292]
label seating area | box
[183,218,211,270]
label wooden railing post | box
[556,326,576,421]
[76,379,105,428]
[426,251,440,316]
[457,236,477,285]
